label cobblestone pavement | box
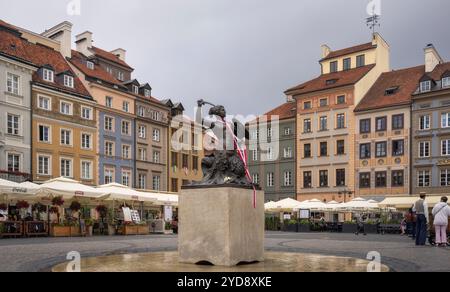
[0,232,448,272]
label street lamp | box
[338,189,353,203]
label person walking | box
[431,197,450,247]
[413,193,429,246]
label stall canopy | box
[379,196,445,209]
[97,183,157,203]
[36,177,105,199]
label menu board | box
[164,206,173,222]
[122,207,132,222]
[130,210,141,224]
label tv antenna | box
[366,9,380,34]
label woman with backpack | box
[431,197,450,247]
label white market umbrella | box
[269,198,302,212]
[97,183,157,203]
[143,192,178,207]
[295,199,327,211]
[324,200,341,211]
[265,201,277,211]
[36,177,105,200]
[337,197,374,212]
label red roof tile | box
[321,42,375,61]
[0,19,19,32]
[91,46,133,70]
[250,101,297,124]
[285,64,376,96]
[0,29,90,98]
[428,62,450,81]
[355,65,425,112]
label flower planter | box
[298,224,311,233]
[282,224,298,233]
[137,225,149,235]
[364,224,379,234]
[164,229,174,235]
[86,226,93,237]
[121,225,139,235]
[342,224,357,233]
[70,226,81,237]
[51,226,71,237]
[107,225,116,236]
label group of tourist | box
[409,194,450,247]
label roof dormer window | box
[330,61,338,73]
[385,86,399,96]
[117,71,124,81]
[326,79,338,86]
[443,77,450,89]
[343,58,351,71]
[87,61,94,70]
[144,89,151,97]
[43,68,54,82]
[420,80,431,93]
[132,85,139,94]
[64,75,74,88]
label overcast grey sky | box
[1,0,449,117]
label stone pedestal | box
[178,185,265,266]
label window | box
[442,139,450,156]
[336,140,345,155]
[122,145,131,159]
[38,125,50,142]
[182,154,189,169]
[171,178,178,192]
[150,111,161,121]
[132,85,139,95]
[320,142,328,157]
[356,55,365,67]
[64,75,74,88]
[106,67,113,75]
[337,95,346,105]
[60,158,72,178]
[152,175,161,191]
[360,119,371,134]
[419,141,431,158]
[441,169,450,186]
[38,155,51,175]
[7,153,20,172]
[336,169,346,187]
[252,173,260,185]
[443,77,450,88]
[122,101,130,113]
[7,114,20,136]
[284,171,293,186]
[81,133,92,149]
[81,161,92,180]
[104,116,114,131]
[152,129,160,142]
[304,144,312,158]
[171,152,178,168]
[138,106,145,117]
[320,116,328,131]
[43,69,54,82]
[326,79,338,85]
[375,142,387,158]
[418,170,430,187]
[122,170,131,187]
[252,149,258,161]
[319,98,328,107]
[330,61,338,73]
[60,129,72,146]
[251,130,259,140]
[153,151,160,163]
[376,117,387,132]
[441,113,450,128]
[138,125,147,139]
[7,72,20,95]
[104,168,115,184]
[392,170,404,187]
[86,61,94,70]
[375,172,387,188]
[192,156,199,171]
[105,141,114,157]
[81,106,93,120]
[144,89,151,97]
[303,171,312,188]
[121,120,130,136]
[267,147,274,160]
[360,173,371,188]
[267,173,274,187]
[284,147,292,158]
[392,114,404,130]
[319,170,328,187]
[336,113,345,129]
[304,119,312,133]
[106,96,113,108]
[420,115,431,130]
[360,143,371,159]
[138,148,147,161]
[138,174,147,189]
[267,127,273,138]
[420,81,431,93]
[385,87,399,96]
[392,140,404,156]
[303,101,312,110]
[117,71,124,81]
[343,58,351,71]
[38,95,51,110]
[284,127,291,136]
[60,101,72,115]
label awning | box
[379,195,446,209]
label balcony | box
[0,171,30,183]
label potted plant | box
[164,221,174,235]
[342,221,357,233]
[16,200,30,219]
[282,219,298,233]
[84,219,95,236]
[298,219,311,233]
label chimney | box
[321,44,331,59]
[75,31,94,57]
[41,21,73,59]
[110,48,126,62]
[424,44,443,73]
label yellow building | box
[285,33,390,203]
